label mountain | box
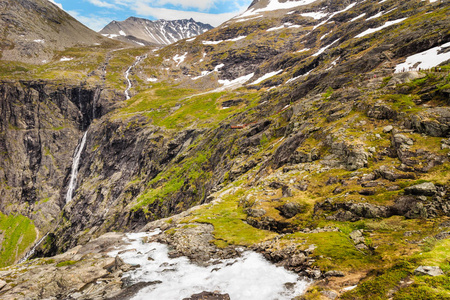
[0,0,111,64]
[99,17,214,46]
[0,0,450,299]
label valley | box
[0,0,449,299]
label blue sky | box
[48,0,253,31]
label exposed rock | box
[414,266,444,277]
[367,104,398,120]
[349,230,365,245]
[0,279,6,290]
[246,208,266,218]
[282,185,293,198]
[321,290,338,300]
[405,108,450,137]
[183,291,231,300]
[404,182,437,196]
[387,71,426,86]
[374,165,416,181]
[324,270,345,277]
[277,202,303,219]
[383,125,394,133]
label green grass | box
[188,188,277,247]
[0,212,37,267]
[56,260,77,267]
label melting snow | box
[109,232,310,300]
[296,48,311,53]
[147,78,158,82]
[119,30,126,36]
[239,0,320,18]
[355,18,407,38]
[60,57,74,62]
[267,25,285,32]
[366,11,384,20]
[202,36,247,45]
[312,39,340,57]
[173,52,188,66]
[235,15,263,23]
[218,73,255,88]
[301,11,329,19]
[186,37,196,42]
[395,42,450,73]
[350,13,366,22]
[251,70,283,85]
[313,2,357,30]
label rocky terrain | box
[0,0,450,299]
[100,18,214,47]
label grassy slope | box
[0,212,36,267]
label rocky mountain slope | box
[99,17,214,46]
[0,0,450,299]
[0,0,111,64]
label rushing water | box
[109,231,310,300]
[125,55,147,100]
[65,131,88,203]
[18,233,48,264]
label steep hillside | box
[100,17,213,46]
[0,0,112,63]
[0,0,450,299]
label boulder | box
[414,266,444,277]
[183,291,231,300]
[404,182,437,196]
[277,202,303,219]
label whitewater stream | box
[109,231,310,300]
[125,55,147,100]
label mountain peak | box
[100,17,214,46]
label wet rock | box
[183,291,231,300]
[414,266,444,277]
[277,202,303,219]
[404,182,437,196]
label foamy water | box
[109,231,310,300]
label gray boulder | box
[414,266,444,277]
[405,182,437,196]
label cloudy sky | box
[48,0,253,31]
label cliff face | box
[0,81,118,230]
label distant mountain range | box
[99,17,214,46]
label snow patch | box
[301,11,329,19]
[218,73,255,88]
[60,57,73,62]
[355,18,407,38]
[395,42,450,73]
[186,37,196,42]
[313,2,357,30]
[34,39,45,43]
[251,70,283,85]
[202,36,247,45]
[239,0,320,18]
[312,39,340,57]
[366,11,384,20]
[350,13,366,22]
[119,30,126,36]
[147,78,158,82]
[173,52,188,66]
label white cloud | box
[47,0,63,10]
[87,0,119,9]
[68,10,112,31]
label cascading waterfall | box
[18,233,49,264]
[125,55,148,100]
[65,131,88,203]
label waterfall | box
[125,55,147,100]
[18,233,49,264]
[65,131,88,203]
